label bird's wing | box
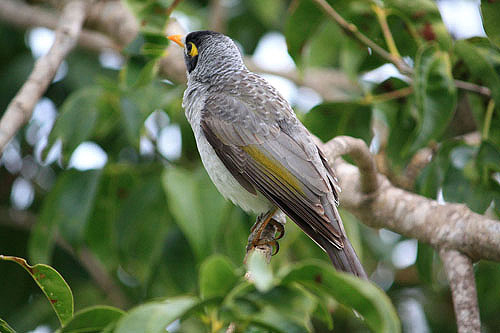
[200,90,344,250]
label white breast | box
[184,88,272,214]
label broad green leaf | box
[162,167,230,261]
[281,261,401,333]
[382,0,452,50]
[443,165,492,213]
[122,0,168,35]
[249,285,317,332]
[481,0,500,49]
[246,251,273,293]
[122,1,169,58]
[415,242,435,285]
[58,306,124,333]
[408,45,456,155]
[0,318,15,333]
[114,297,198,333]
[199,255,238,299]
[120,97,144,148]
[303,102,372,143]
[454,40,500,106]
[133,59,160,88]
[249,0,285,27]
[284,0,323,64]
[116,174,169,284]
[247,305,310,333]
[306,21,343,68]
[28,169,101,264]
[44,87,101,162]
[120,83,170,147]
[415,139,463,198]
[0,256,73,326]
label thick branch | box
[0,0,90,153]
[0,0,118,52]
[324,135,378,194]
[439,249,480,333]
[322,137,500,262]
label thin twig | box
[371,4,400,58]
[165,0,184,19]
[439,249,481,333]
[0,0,91,153]
[311,0,491,97]
[483,99,495,140]
[311,0,412,75]
[361,86,413,105]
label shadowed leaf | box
[0,256,73,326]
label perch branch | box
[0,0,91,153]
[439,248,481,333]
[324,136,379,194]
[323,136,500,262]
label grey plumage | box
[178,31,366,278]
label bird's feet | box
[246,210,286,261]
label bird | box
[168,31,366,279]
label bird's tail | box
[319,201,367,279]
[319,236,367,279]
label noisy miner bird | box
[168,31,366,278]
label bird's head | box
[168,30,244,79]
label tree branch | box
[0,0,119,52]
[439,248,481,333]
[323,136,500,263]
[324,136,379,194]
[0,0,91,153]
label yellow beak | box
[167,35,185,48]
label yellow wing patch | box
[243,145,303,194]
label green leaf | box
[199,255,239,299]
[58,306,124,333]
[409,45,457,155]
[114,297,198,333]
[116,174,169,284]
[454,40,500,106]
[281,261,401,333]
[133,59,160,88]
[284,0,323,64]
[44,87,101,162]
[382,0,452,50]
[120,97,144,148]
[481,0,500,49]
[303,102,372,143]
[0,318,15,333]
[0,256,73,326]
[415,242,435,285]
[162,167,230,261]
[122,0,168,35]
[28,169,101,264]
[246,251,273,293]
[443,165,492,213]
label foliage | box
[1,0,500,332]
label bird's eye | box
[188,42,198,57]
